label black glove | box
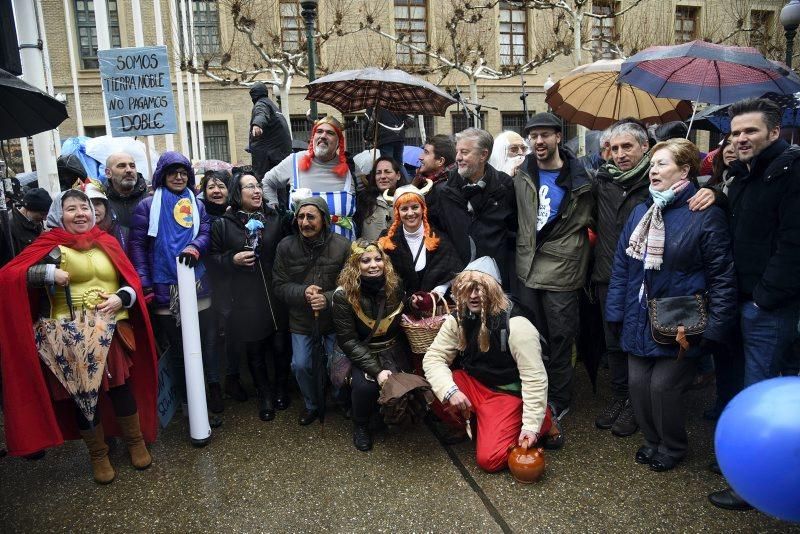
[178,250,199,268]
[607,321,623,339]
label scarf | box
[202,199,227,218]
[626,179,688,270]
[360,274,386,296]
[605,151,651,185]
[149,187,204,285]
[403,224,426,271]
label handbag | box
[647,294,708,359]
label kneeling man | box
[423,257,554,472]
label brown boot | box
[117,413,152,470]
[80,424,116,484]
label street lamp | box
[301,0,320,120]
[780,0,800,69]
[543,74,555,112]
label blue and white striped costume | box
[290,152,356,241]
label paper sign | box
[156,350,178,428]
[98,46,178,137]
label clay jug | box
[508,446,545,483]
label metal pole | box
[153,0,175,151]
[786,26,797,69]
[62,0,85,136]
[301,2,318,120]
[93,0,113,133]
[168,0,190,155]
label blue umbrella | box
[693,92,800,132]
[403,146,423,168]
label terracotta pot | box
[508,446,545,483]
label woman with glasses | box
[489,131,529,176]
[209,167,290,422]
[332,239,409,451]
[354,156,403,241]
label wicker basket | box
[401,293,451,354]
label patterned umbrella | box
[34,288,117,422]
[305,67,455,116]
[545,59,693,130]
[619,40,800,105]
[692,92,800,132]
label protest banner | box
[98,46,178,137]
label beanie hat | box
[298,116,349,178]
[462,256,502,284]
[22,188,53,213]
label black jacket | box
[382,227,464,296]
[0,208,44,266]
[726,139,800,310]
[364,107,409,146]
[249,84,292,174]
[106,173,149,233]
[209,207,287,342]
[427,165,517,288]
[591,163,650,284]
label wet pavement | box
[1,367,798,533]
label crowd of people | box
[0,95,797,515]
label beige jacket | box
[422,315,548,432]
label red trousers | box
[453,370,553,473]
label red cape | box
[0,227,158,456]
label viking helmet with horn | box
[378,179,439,252]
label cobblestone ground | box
[1,366,798,533]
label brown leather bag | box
[115,320,136,352]
[647,294,708,359]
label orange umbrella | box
[545,59,693,130]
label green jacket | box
[513,149,595,291]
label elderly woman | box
[606,139,737,472]
[210,167,289,422]
[332,239,409,452]
[354,156,403,241]
[0,189,158,484]
[488,130,528,175]
[129,152,220,422]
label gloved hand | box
[142,287,154,305]
[607,321,622,339]
[178,247,200,268]
[410,291,434,314]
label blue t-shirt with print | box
[537,169,565,233]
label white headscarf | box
[46,190,96,231]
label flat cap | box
[523,112,562,136]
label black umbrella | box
[576,284,606,393]
[0,68,68,140]
[311,310,328,425]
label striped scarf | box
[626,179,688,270]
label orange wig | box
[378,192,440,252]
[298,116,349,178]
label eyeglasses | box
[241,184,260,191]
[168,170,189,178]
[507,144,527,154]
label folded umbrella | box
[378,372,434,426]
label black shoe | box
[209,415,223,429]
[703,405,722,421]
[611,400,639,437]
[257,389,275,422]
[649,452,681,472]
[208,383,224,414]
[275,387,290,411]
[298,409,319,426]
[708,487,753,511]
[544,412,565,450]
[708,459,722,475]
[635,445,657,465]
[353,424,372,452]
[595,398,625,430]
[224,375,248,402]
[23,450,46,460]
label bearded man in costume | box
[0,189,158,484]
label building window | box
[290,115,313,143]
[499,1,527,66]
[451,112,488,134]
[674,6,699,44]
[750,10,774,50]
[404,116,435,147]
[84,125,107,138]
[591,1,618,60]
[395,0,428,67]
[343,115,366,155]
[188,121,231,162]
[74,0,122,69]
[501,112,528,134]
[191,0,221,57]
[280,0,304,52]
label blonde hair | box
[451,271,510,353]
[650,138,700,179]
[336,239,401,309]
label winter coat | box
[272,197,351,335]
[364,107,408,146]
[249,84,292,177]
[2,208,44,264]
[726,139,800,310]
[605,184,737,358]
[332,283,408,378]
[591,162,651,284]
[514,148,594,291]
[129,152,212,309]
[427,165,517,288]
[357,195,393,241]
[209,208,287,342]
[106,173,149,232]
[382,226,464,296]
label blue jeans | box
[740,301,800,387]
[291,333,336,410]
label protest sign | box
[98,46,178,137]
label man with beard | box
[592,120,652,438]
[412,134,456,187]
[426,128,517,289]
[249,83,292,180]
[104,152,149,247]
[262,117,356,240]
[272,197,350,425]
[513,113,594,444]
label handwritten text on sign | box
[98,46,178,137]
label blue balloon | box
[715,376,800,523]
